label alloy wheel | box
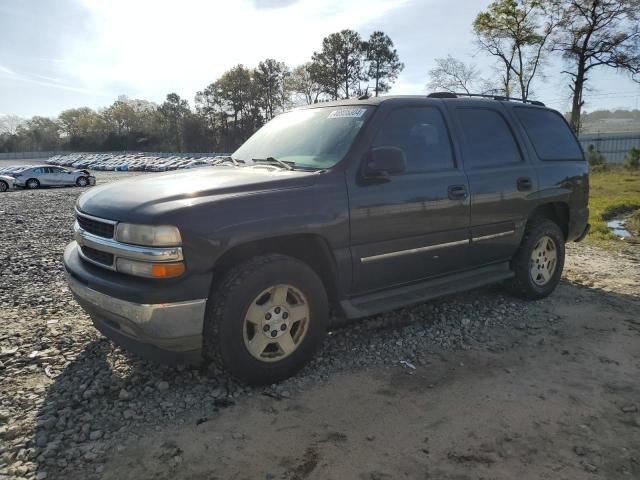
[243,284,309,362]
[530,235,557,286]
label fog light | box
[116,258,185,278]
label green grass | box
[586,166,640,247]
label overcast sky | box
[1,0,639,119]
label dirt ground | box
[1,163,639,480]
[91,246,640,480]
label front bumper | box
[64,243,206,364]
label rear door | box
[33,167,53,186]
[347,104,471,294]
[450,103,536,266]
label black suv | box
[64,94,589,384]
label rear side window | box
[457,108,522,168]
[373,107,455,173]
[515,108,583,160]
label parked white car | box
[0,174,16,192]
[13,166,96,189]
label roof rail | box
[427,91,545,107]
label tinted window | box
[515,108,583,160]
[34,168,43,174]
[373,107,454,173]
[458,108,522,168]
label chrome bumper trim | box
[64,269,206,340]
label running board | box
[340,262,514,319]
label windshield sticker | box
[327,108,367,119]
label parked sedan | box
[13,166,96,189]
[0,174,16,192]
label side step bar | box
[340,262,514,319]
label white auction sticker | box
[327,108,367,119]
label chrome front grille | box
[73,211,184,272]
[76,211,116,238]
[80,245,114,267]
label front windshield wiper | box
[211,155,245,166]
[251,156,294,171]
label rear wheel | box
[76,176,88,187]
[203,254,328,385]
[0,180,7,192]
[26,178,40,189]
[504,218,565,300]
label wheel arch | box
[211,234,340,308]
[528,202,570,239]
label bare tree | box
[473,0,560,100]
[288,63,324,105]
[427,55,496,94]
[553,0,640,132]
[0,114,24,135]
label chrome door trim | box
[360,239,469,264]
[471,230,515,242]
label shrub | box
[585,144,606,166]
[626,147,640,169]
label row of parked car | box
[47,153,226,172]
[0,164,96,192]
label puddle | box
[607,219,631,238]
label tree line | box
[0,29,402,154]
[428,0,639,133]
[1,0,638,153]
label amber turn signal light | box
[151,262,186,278]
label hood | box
[77,166,318,221]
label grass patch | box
[586,166,640,246]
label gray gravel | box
[1,171,562,479]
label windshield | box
[233,106,373,169]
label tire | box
[76,176,88,187]
[203,254,329,385]
[503,218,565,300]
[26,178,40,189]
[0,181,7,192]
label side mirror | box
[366,147,406,179]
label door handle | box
[447,185,467,200]
[517,177,533,191]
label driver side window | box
[373,107,455,174]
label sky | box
[1,0,639,119]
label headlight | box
[115,223,182,246]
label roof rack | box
[427,91,545,107]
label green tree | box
[58,107,107,150]
[158,93,191,151]
[473,0,559,100]
[585,144,606,165]
[15,116,61,151]
[310,29,367,99]
[288,63,325,105]
[626,146,640,169]
[363,31,404,96]
[552,0,640,133]
[254,59,290,120]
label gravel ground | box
[1,169,639,480]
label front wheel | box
[204,254,329,385]
[76,176,88,187]
[0,180,8,192]
[26,178,40,189]
[503,218,565,300]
